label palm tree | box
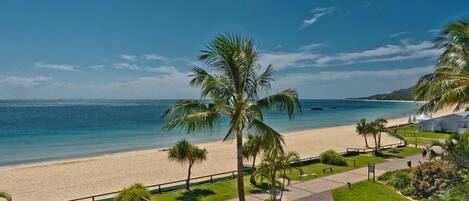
[374,118,388,149]
[254,151,302,201]
[161,34,301,201]
[168,139,208,191]
[278,152,302,201]
[415,19,469,112]
[368,121,380,154]
[0,192,11,201]
[243,134,263,185]
[356,118,370,148]
[428,133,469,170]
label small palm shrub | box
[115,183,151,201]
[411,160,460,199]
[389,172,411,190]
[320,150,346,166]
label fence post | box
[210,175,213,183]
[232,171,235,178]
[158,184,161,194]
[92,197,95,201]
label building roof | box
[454,112,469,118]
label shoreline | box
[0,113,414,171]
[0,110,451,201]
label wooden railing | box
[346,142,406,154]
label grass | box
[406,137,437,146]
[393,124,450,139]
[379,147,421,158]
[332,181,410,201]
[288,155,384,180]
[152,176,257,201]
[144,147,421,201]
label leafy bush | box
[389,172,411,190]
[115,183,151,201]
[320,150,347,166]
[411,160,460,199]
[441,182,469,201]
[378,171,395,182]
[401,187,414,197]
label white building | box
[419,112,469,134]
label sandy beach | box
[0,112,447,201]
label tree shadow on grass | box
[175,189,215,201]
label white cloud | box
[0,76,53,88]
[277,66,433,82]
[112,63,181,73]
[389,32,407,37]
[302,7,334,28]
[34,62,75,71]
[428,29,441,34]
[299,43,322,51]
[259,40,439,69]
[314,40,437,66]
[121,54,137,61]
[142,54,168,62]
[258,52,320,70]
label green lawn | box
[406,137,437,146]
[393,124,451,139]
[152,176,258,201]
[379,147,421,158]
[144,148,420,201]
[289,155,384,180]
[332,181,410,201]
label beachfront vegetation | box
[415,19,469,112]
[355,118,388,154]
[356,118,370,148]
[115,183,151,201]
[391,123,450,147]
[168,140,208,191]
[428,133,469,170]
[379,147,421,158]
[242,134,263,185]
[319,150,347,166]
[160,34,301,201]
[151,152,398,201]
[332,181,409,201]
[254,151,301,201]
[0,192,11,201]
[412,160,460,199]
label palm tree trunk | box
[280,170,286,201]
[186,162,192,191]
[364,134,369,147]
[250,155,257,185]
[236,129,246,201]
[373,134,378,155]
[378,131,382,150]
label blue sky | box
[0,0,467,99]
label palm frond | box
[258,89,301,119]
[248,119,285,155]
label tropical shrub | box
[115,183,151,201]
[411,160,460,198]
[319,150,346,166]
[389,172,411,190]
[441,182,469,201]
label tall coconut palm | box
[374,118,388,149]
[161,34,301,201]
[168,139,208,191]
[243,134,263,185]
[356,118,370,148]
[368,121,380,154]
[428,133,469,170]
[0,192,11,201]
[415,19,469,112]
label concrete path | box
[229,155,423,201]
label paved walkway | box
[230,155,423,201]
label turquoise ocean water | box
[0,99,421,166]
